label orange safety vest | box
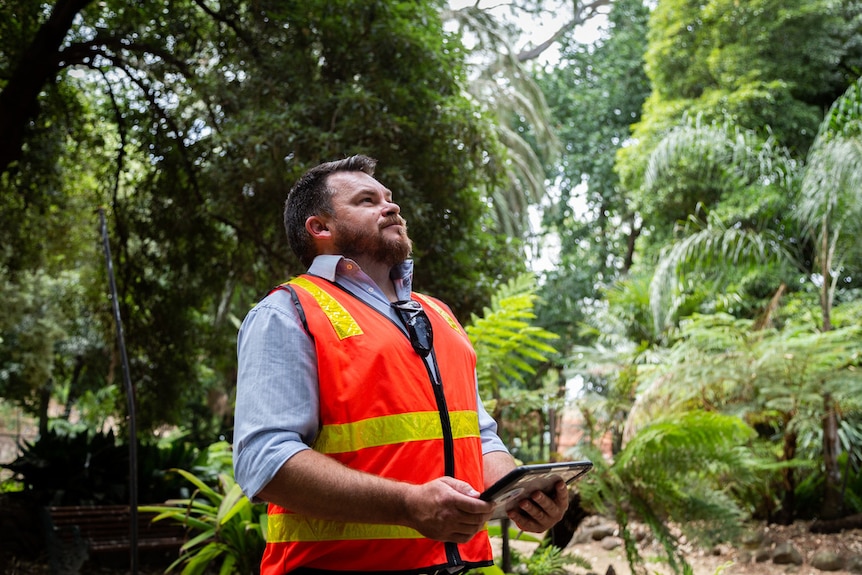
[261,275,493,574]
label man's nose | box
[383,201,400,216]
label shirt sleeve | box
[476,376,510,455]
[232,289,318,501]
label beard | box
[332,216,413,268]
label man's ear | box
[305,215,332,240]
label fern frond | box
[467,273,559,398]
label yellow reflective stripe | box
[286,277,363,340]
[314,410,480,454]
[414,293,461,332]
[268,514,424,542]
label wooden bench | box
[44,504,186,556]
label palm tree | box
[445,3,561,239]
[644,76,862,520]
[793,78,862,516]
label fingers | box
[438,475,481,498]
[507,480,570,533]
[405,478,495,543]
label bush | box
[1,427,200,505]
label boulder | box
[772,541,803,566]
[810,550,844,571]
[755,548,772,563]
[845,554,862,574]
[601,536,623,551]
[590,525,617,541]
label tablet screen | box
[480,460,593,519]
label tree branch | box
[0,0,95,175]
[516,0,612,63]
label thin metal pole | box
[98,207,139,575]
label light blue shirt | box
[233,255,508,500]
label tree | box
[619,0,862,244]
[445,3,561,239]
[0,0,519,433]
[580,409,759,575]
[467,273,559,453]
[534,0,651,349]
[644,76,862,519]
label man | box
[233,155,568,574]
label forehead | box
[327,171,391,199]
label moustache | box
[381,216,407,229]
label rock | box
[741,530,765,549]
[711,544,732,556]
[772,541,804,565]
[755,548,772,563]
[601,536,623,551]
[811,550,845,571]
[846,554,862,574]
[590,525,617,541]
[571,527,594,544]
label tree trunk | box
[820,218,833,332]
[774,427,797,525]
[542,491,590,549]
[0,0,94,175]
[37,382,52,437]
[810,513,862,533]
[500,517,512,573]
[821,393,844,519]
[817,219,841,518]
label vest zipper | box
[315,282,474,570]
[362,293,465,570]
[425,349,463,569]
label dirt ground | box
[3,521,861,575]
[496,520,862,575]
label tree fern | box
[579,410,758,575]
[466,273,559,403]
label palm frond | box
[649,216,791,334]
[445,4,560,237]
[798,137,862,240]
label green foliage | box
[535,0,651,345]
[620,0,860,222]
[794,450,862,518]
[1,428,200,506]
[0,268,109,424]
[140,463,267,575]
[642,116,799,233]
[447,2,561,238]
[3,429,127,506]
[508,544,586,575]
[0,0,521,436]
[611,303,862,523]
[579,410,758,575]
[468,273,559,402]
[484,523,542,544]
[467,273,562,461]
[648,214,794,335]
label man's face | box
[326,171,412,267]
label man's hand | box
[403,476,496,543]
[506,480,569,532]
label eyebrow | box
[350,187,393,202]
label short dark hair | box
[284,155,378,267]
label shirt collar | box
[307,255,414,301]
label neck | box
[354,257,398,301]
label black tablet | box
[480,460,593,519]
